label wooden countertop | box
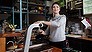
[66,34,92,41]
[79,36,92,41]
[0,32,22,37]
[15,44,62,52]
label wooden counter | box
[79,36,92,41]
[29,45,62,52]
[0,32,22,37]
[0,32,62,52]
[16,45,62,52]
[66,35,92,52]
[0,32,22,52]
[66,34,92,41]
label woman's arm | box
[35,21,51,26]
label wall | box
[85,15,92,24]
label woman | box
[35,2,67,51]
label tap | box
[7,41,17,52]
[24,23,43,52]
[7,41,14,47]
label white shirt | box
[45,15,66,42]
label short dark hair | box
[51,2,60,8]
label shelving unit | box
[66,0,84,35]
[66,0,83,10]
[66,0,83,19]
[13,0,48,31]
[0,0,50,52]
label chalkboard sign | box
[83,0,92,15]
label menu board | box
[83,0,92,15]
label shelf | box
[67,0,83,10]
[0,6,12,9]
[0,11,12,14]
[12,0,47,30]
[0,6,12,13]
[14,11,27,13]
[75,2,82,5]
[13,11,45,15]
[28,2,45,7]
[17,1,45,7]
[66,0,83,18]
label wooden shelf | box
[0,32,22,37]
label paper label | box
[81,19,91,29]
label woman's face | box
[52,4,60,14]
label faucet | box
[7,41,16,52]
[24,23,43,52]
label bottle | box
[0,25,2,33]
[2,22,5,34]
[65,27,69,35]
[68,26,72,34]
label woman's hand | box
[38,29,46,35]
